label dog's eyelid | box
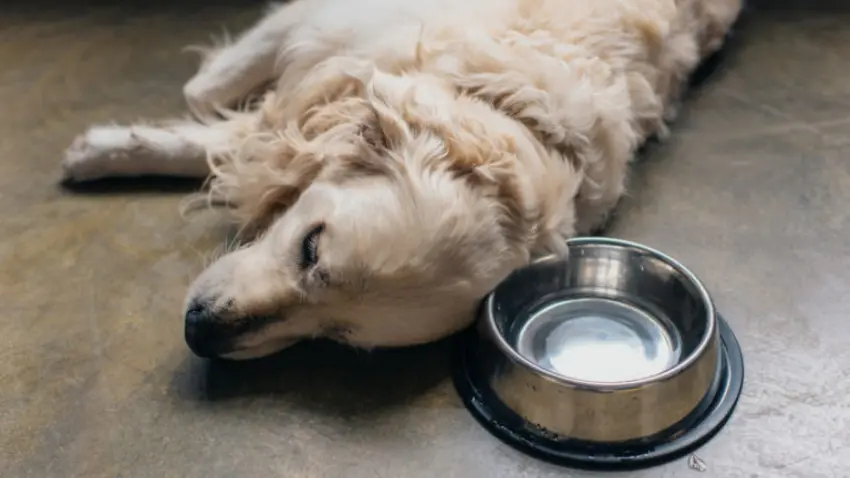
[298,222,326,269]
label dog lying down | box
[62,0,742,360]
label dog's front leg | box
[183,2,309,118]
[61,118,247,182]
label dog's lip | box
[217,314,281,335]
[216,348,254,360]
[218,337,301,360]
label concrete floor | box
[2,1,849,477]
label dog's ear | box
[209,63,375,234]
[207,123,325,236]
[210,61,408,234]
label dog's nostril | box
[185,306,207,327]
[184,303,224,358]
[185,307,216,336]
[185,300,208,321]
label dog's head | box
[184,63,579,359]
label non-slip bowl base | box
[452,315,745,471]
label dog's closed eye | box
[299,223,325,269]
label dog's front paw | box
[61,128,131,182]
[62,134,100,182]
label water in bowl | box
[513,297,682,383]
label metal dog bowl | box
[452,237,744,470]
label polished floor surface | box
[1,1,848,476]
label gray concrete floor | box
[2,1,849,477]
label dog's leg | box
[62,117,249,182]
[183,2,311,117]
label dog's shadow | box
[60,176,206,196]
[170,336,457,417]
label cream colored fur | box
[62,0,742,359]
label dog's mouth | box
[184,301,285,358]
[217,338,300,361]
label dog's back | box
[244,0,742,232]
[262,0,740,106]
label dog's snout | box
[184,302,231,358]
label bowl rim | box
[483,236,717,391]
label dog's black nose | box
[184,303,228,358]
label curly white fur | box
[63,0,742,359]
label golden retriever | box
[61,0,742,359]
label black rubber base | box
[452,315,745,471]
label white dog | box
[62,0,742,359]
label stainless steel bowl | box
[474,237,721,443]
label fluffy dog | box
[62,0,742,359]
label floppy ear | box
[208,59,386,235]
[207,123,324,236]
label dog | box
[61,0,742,359]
